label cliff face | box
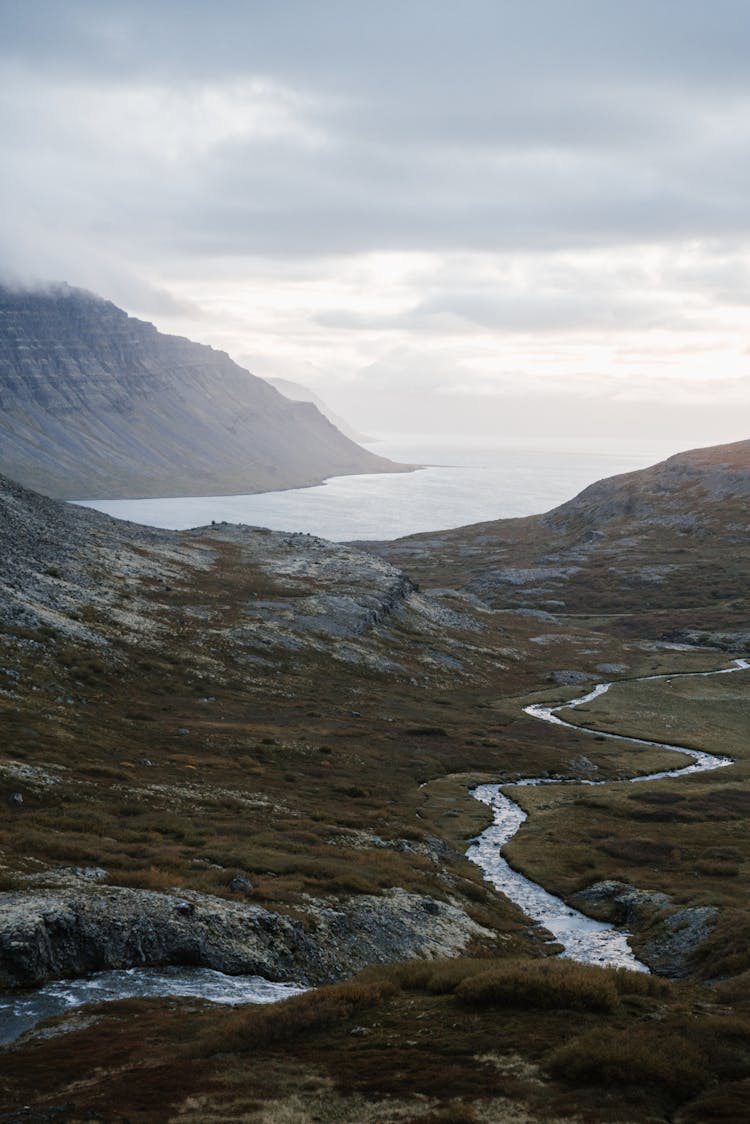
[0,284,401,499]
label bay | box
[75,434,686,541]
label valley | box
[1,441,750,1121]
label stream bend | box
[3,660,747,1043]
[467,658,749,972]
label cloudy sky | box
[2,0,750,446]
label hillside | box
[367,438,750,644]
[2,459,750,1121]
[0,284,404,499]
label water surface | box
[75,435,683,540]
[0,966,306,1045]
[467,660,749,971]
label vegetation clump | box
[547,1026,707,1096]
[199,979,392,1055]
[455,957,619,1012]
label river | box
[467,659,749,971]
[2,660,746,1042]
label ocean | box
[74,434,687,541]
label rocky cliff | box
[0,284,403,499]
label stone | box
[0,884,494,991]
[228,875,253,893]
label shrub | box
[374,958,501,994]
[610,967,671,998]
[402,726,448,737]
[547,1027,707,1097]
[200,980,391,1055]
[455,959,618,1013]
[426,1103,480,1123]
[694,859,740,877]
[692,909,750,978]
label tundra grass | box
[2,959,749,1122]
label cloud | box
[0,1,749,444]
[3,3,750,267]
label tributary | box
[467,658,749,971]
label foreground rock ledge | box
[0,882,493,989]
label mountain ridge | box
[265,375,373,443]
[363,436,750,640]
[0,283,406,499]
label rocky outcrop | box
[0,881,494,990]
[301,888,494,978]
[570,880,671,927]
[0,886,319,988]
[570,880,719,978]
[0,283,405,499]
[637,906,719,978]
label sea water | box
[74,434,684,540]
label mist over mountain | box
[264,375,373,444]
[0,284,403,500]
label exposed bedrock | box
[0,881,493,990]
[570,879,718,978]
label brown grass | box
[547,1026,707,1096]
[455,958,619,1012]
[197,980,392,1056]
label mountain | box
[366,438,750,643]
[264,375,373,443]
[0,284,406,499]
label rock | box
[570,880,671,926]
[566,756,598,777]
[570,880,719,978]
[0,886,322,989]
[549,670,593,686]
[0,885,495,991]
[7,792,23,807]
[638,907,719,979]
[228,875,253,893]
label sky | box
[2,0,750,448]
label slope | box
[366,438,750,644]
[0,284,405,499]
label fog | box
[1,1,749,450]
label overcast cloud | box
[1,0,749,444]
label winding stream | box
[2,659,747,1044]
[467,658,749,971]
